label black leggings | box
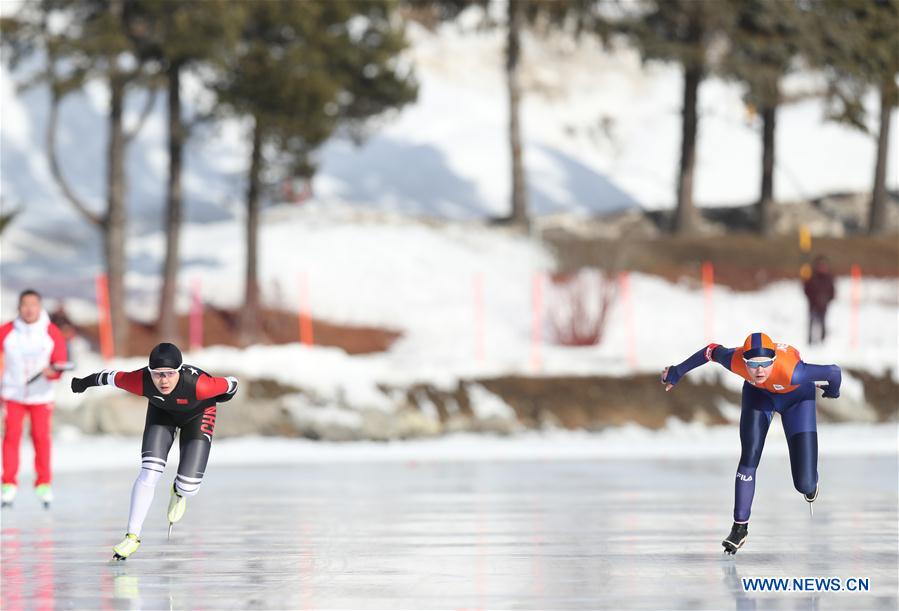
[141,405,214,496]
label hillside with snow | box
[2,7,897,234]
[1,6,896,439]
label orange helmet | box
[742,332,776,361]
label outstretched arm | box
[662,343,735,391]
[71,368,144,396]
[196,374,239,403]
[791,361,841,398]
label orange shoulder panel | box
[731,343,801,394]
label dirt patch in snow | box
[75,306,402,357]
[546,229,899,291]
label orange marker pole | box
[799,225,812,281]
[702,261,714,344]
[850,264,861,350]
[799,225,812,253]
[189,278,203,351]
[298,272,314,347]
[618,271,638,370]
[530,272,543,373]
[474,272,485,364]
[95,274,114,361]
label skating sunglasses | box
[744,359,775,369]
[149,367,181,379]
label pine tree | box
[617,0,732,235]
[209,0,417,344]
[123,1,244,342]
[719,0,805,235]
[406,0,605,229]
[805,0,898,235]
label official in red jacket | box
[1,289,69,508]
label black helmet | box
[149,342,183,370]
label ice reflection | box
[721,561,754,611]
[1,527,24,610]
[110,565,143,609]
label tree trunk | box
[240,120,263,345]
[869,81,893,235]
[158,63,185,341]
[106,70,129,356]
[505,0,528,229]
[674,64,702,235]
[758,103,777,236]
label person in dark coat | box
[803,256,835,344]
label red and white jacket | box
[0,310,68,404]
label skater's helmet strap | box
[149,342,183,370]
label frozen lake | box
[2,454,896,610]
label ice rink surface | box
[2,453,896,610]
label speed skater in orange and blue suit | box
[661,332,841,555]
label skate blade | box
[168,523,173,540]
[722,539,744,555]
[112,553,128,562]
[809,503,814,517]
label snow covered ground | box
[1,3,896,424]
[40,227,899,419]
[9,202,898,422]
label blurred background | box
[1,0,896,455]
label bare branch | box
[124,86,158,145]
[47,84,104,227]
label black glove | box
[71,376,89,394]
[662,365,682,387]
[821,386,840,399]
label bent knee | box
[174,474,202,497]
